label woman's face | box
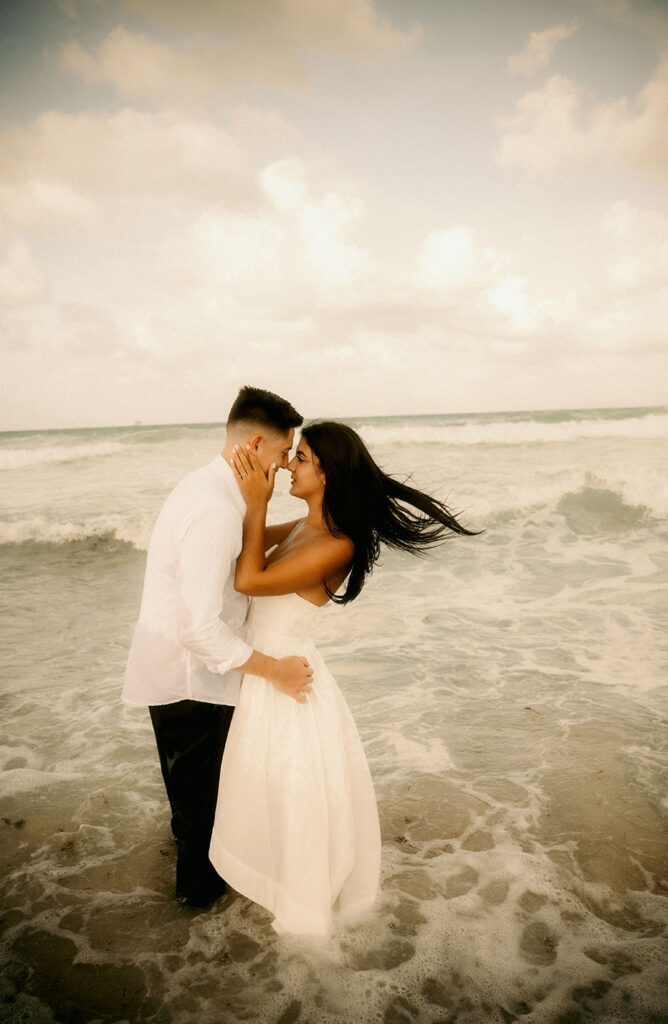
[288,439,325,501]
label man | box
[123,386,312,906]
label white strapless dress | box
[208,592,381,935]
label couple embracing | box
[123,387,474,936]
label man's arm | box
[177,508,312,702]
[237,650,313,703]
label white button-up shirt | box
[122,456,253,707]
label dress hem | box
[209,836,333,936]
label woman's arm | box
[264,519,301,553]
[229,447,352,597]
[238,515,352,596]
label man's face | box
[255,429,295,474]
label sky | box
[1,0,667,429]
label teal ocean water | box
[1,406,666,1023]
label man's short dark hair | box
[227,386,303,434]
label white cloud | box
[495,73,593,174]
[496,56,668,177]
[0,180,101,235]
[259,159,367,287]
[227,106,300,157]
[0,108,664,425]
[419,226,484,290]
[616,55,668,175]
[59,2,421,101]
[3,179,665,425]
[127,157,372,345]
[60,28,185,98]
[416,229,545,340]
[486,276,538,333]
[118,0,420,58]
[0,109,261,212]
[260,159,310,212]
[59,26,311,100]
[601,199,668,295]
[508,21,576,77]
[589,0,668,47]
[0,240,46,308]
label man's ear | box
[247,433,263,453]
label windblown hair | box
[227,386,303,434]
[302,421,479,605]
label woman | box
[209,422,476,935]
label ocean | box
[1,406,666,1024]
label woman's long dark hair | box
[301,421,479,604]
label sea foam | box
[0,441,128,471]
[1,467,663,551]
[1,410,666,1024]
[359,411,668,447]
[0,514,152,550]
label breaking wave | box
[3,470,664,552]
[0,441,128,471]
[359,412,668,448]
[0,515,151,551]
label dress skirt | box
[209,594,381,935]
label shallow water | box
[1,408,667,1023]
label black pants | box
[149,699,234,903]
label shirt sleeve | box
[176,506,253,675]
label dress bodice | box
[246,592,323,642]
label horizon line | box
[0,402,665,436]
